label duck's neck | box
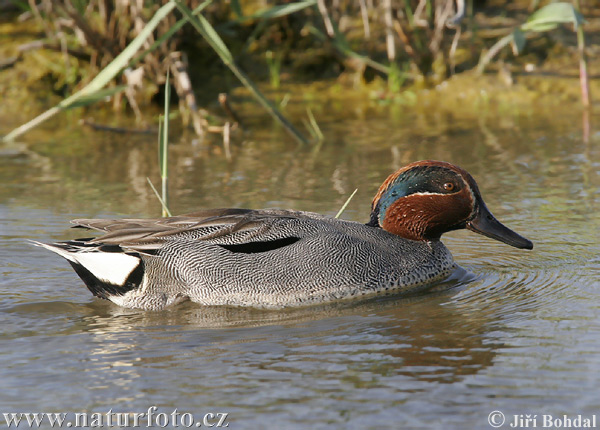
[366,201,430,241]
[366,202,382,228]
[367,194,468,242]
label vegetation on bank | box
[0,0,593,143]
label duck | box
[33,160,533,310]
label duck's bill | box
[466,204,533,250]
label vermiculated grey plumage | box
[45,209,455,310]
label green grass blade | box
[175,0,309,145]
[476,33,514,74]
[158,71,171,217]
[147,178,172,217]
[65,85,128,109]
[130,1,212,67]
[402,0,415,27]
[160,71,170,179]
[521,3,583,32]
[230,0,243,18]
[308,25,391,75]
[302,118,318,141]
[335,189,358,219]
[77,2,176,96]
[306,108,324,142]
[158,119,163,171]
[2,1,177,142]
[243,1,316,21]
[196,13,234,63]
[511,28,526,55]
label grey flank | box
[43,209,456,310]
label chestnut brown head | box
[368,160,533,249]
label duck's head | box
[368,160,533,249]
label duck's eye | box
[443,182,455,191]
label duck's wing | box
[71,208,321,254]
[34,209,326,305]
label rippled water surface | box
[1,101,599,429]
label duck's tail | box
[30,240,144,299]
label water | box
[1,101,599,429]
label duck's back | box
[132,209,456,308]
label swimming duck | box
[34,160,533,310]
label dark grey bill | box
[466,202,533,250]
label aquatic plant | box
[476,2,588,106]
[2,1,310,144]
[147,70,172,217]
[0,0,593,143]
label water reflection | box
[5,269,499,389]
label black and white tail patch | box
[32,241,144,299]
